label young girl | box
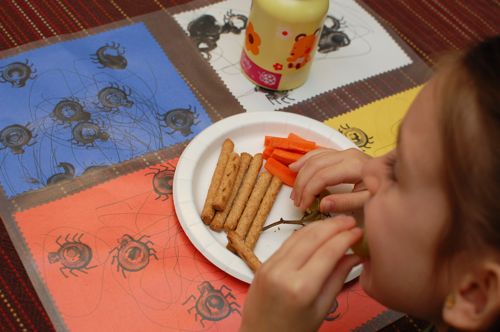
[240,36,500,332]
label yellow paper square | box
[325,86,423,157]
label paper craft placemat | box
[0,10,244,210]
[5,86,422,332]
[14,158,389,331]
[0,4,423,332]
[173,0,413,112]
[0,10,244,331]
[326,85,423,156]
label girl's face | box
[359,80,450,321]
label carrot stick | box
[264,136,316,153]
[264,157,297,187]
[287,133,315,145]
[262,146,274,160]
[270,148,303,165]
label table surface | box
[0,1,498,331]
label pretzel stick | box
[200,138,234,224]
[245,176,283,250]
[224,153,263,231]
[234,171,273,239]
[213,152,241,211]
[210,153,252,231]
[227,231,262,272]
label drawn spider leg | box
[55,235,63,247]
[136,234,150,242]
[149,249,159,261]
[196,315,205,328]
[76,233,84,242]
[182,294,196,306]
[110,248,118,266]
[65,233,71,243]
[69,269,80,277]
[123,85,132,96]
[193,108,201,127]
[72,233,80,242]
[121,268,127,279]
[220,285,233,294]
[224,292,236,301]
[26,138,36,148]
[229,303,241,315]
[145,167,160,176]
[59,266,69,278]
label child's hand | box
[290,148,371,212]
[240,216,363,332]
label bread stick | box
[210,153,252,231]
[224,153,263,231]
[213,152,241,211]
[227,231,262,272]
[235,170,273,238]
[245,176,283,250]
[200,138,234,224]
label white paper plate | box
[173,112,362,283]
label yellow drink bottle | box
[240,0,329,91]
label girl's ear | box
[443,261,500,331]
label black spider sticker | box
[91,42,128,70]
[339,124,374,150]
[0,123,35,154]
[71,121,109,147]
[96,85,133,113]
[183,281,241,327]
[0,60,37,87]
[51,98,91,126]
[188,10,247,60]
[254,86,295,106]
[46,162,76,185]
[48,234,96,278]
[157,106,199,136]
[110,234,158,278]
[145,162,175,200]
[318,16,351,54]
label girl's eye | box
[384,152,398,182]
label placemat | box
[0,1,498,331]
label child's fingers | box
[296,162,367,211]
[299,227,362,291]
[320,191,370,213]
[292,153,344,207]
[315,254,363,313]
[289,148,334,171]
[277,217,356,270]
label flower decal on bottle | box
[245,22,261,55]
[273,63,283,71]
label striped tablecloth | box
[0,1,498,331]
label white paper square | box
[174,0,412,111]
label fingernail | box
[350,227,363,236]
[321,200,332,212]
[290,190,295,200]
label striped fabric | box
[0,0,498,331]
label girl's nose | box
[362,157,381,196]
